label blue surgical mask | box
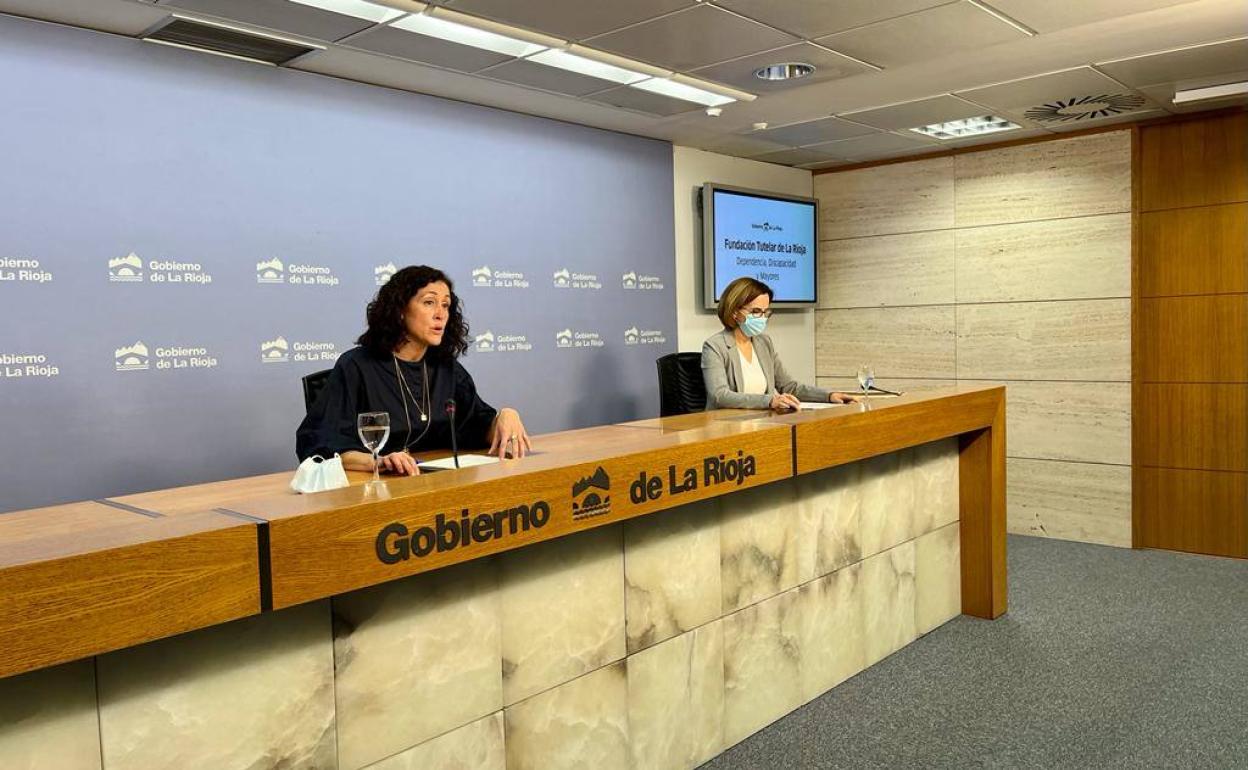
[740,314,767,337]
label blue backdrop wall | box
[0,15,675,513]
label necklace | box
[393,354,432,452]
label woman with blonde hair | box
[702,276,857,410]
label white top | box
[737,347,767,395]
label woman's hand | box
[379,451,420,476]
[489,407,532,459]
[829,392,861,404]
[769,393,802,411]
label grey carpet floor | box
[699,534,1248,769]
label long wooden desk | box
[0,385,1006,680]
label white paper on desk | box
[797,401,846,409]
[419,454,500,470]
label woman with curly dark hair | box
[296,265,531,475]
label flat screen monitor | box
[702,182,818,309]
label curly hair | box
[357,265,470,362]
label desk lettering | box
[628,449,758,505]
[375,500,551,564]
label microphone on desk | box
[444,398,459,469]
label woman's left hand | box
[489,407,532,459]
[829,392,861,404]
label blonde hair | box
[717,277,773,329]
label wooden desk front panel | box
[253,425,792,608]
[789,388,1003,475]
[0,509,259,679]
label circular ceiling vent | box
[1024,93,1147,123]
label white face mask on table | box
[290,453,349,493]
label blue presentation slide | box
[713,189,816,302]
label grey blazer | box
[700,328,830,409]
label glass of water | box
[357,412,390,484]
[856,364,875,400]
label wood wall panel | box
[1136,467,1247,558]
[1136,384,1248,472]
[955,214,1131,303]
[1139,203,1248,297]
[813,156,953,240]
[953,131,1132,227]
[1136,294,1248,383]
[956,299,1131,381]
[815,306,957,378]
[1140,112,1248,211]
[819,230,955,308]
[1134,111,1248,557]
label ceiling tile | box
[691,42,875,93]
[754,116,878,146]
[344,25,512,72]
[698,133,791,157]
[957,67,1157,127]
[1098,37,1248,87]
[714,0,949,39]
[157,0,375,41]
[815,1,1027,68]
[980,0,1198,34]
[0,0,170,35]
[479,58,613,96]
[585,85,701,116]
[841,94,991,130]
[803,132,934,160]
[797,159,854,170]
[750,147,841,166]
[445,0,693,41]
[585,4,798,72]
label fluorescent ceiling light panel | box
[288,0,407,23]
[528,49,649,85]
[393,12,547,57]
[1173,80,1248,104]
[632,78,735,106]
[909,115,1020,140]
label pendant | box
[421,413,428,422]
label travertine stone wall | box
[815,131,1133,547]
[0,440,959,770]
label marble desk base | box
[0,440,961,770]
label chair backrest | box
[302,369,333,414]
[656,352,707,416]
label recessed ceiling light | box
[392,11,549,58]
[753,63,815,81]
[527,48,651,85]
[910,115,1021,140]
[632,78,734,107]
[288,0,408,23]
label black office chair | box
[302,369,332,414]
[656,352,707,416]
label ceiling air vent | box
[1024,93,1146,123]
[142,17,320,66]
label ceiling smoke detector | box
[753,63,815,81]
[1024,93,1147,122]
